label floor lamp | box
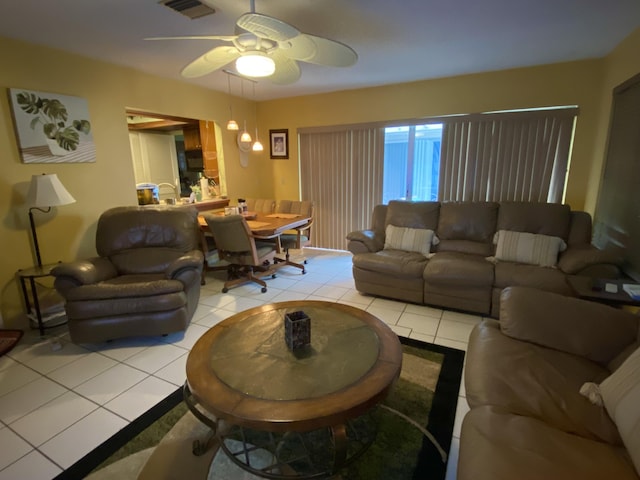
[26,173,76,267]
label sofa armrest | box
[52,257,118,297]
[499,286,638,366]
[166,250,204,280]
[52,257,117,286]
[558,245,623,275]
[346,230,384,254]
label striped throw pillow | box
[494,230,566,267]
[600,345,640,474]
[384,225,438,256]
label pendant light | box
[226,74,238,131]
[239,79,252,142]
[240,121,252,143]
[251,82,264,152]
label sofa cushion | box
[352,251,428,278]
[437,202,498,241]
[423,252,494,287]
[383,224,438,256]
[465,320,622,445]
[436,202,497,256]
[64,275,187,319]
[493,261,571,294]
[384,200,439,230]
[97,205,200,255]
[493,230,567,267]
[110,248,185,275]
[458,406,638,480]
[600,345,640,473]
[497,202,571,241]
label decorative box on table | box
[284,310,311,350]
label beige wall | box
[0,36,267,325]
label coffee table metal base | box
[184,383,377,479]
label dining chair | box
[201,213,278,293]
[273,200,314,273]
[245,198,276,213]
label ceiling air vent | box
[160,0,215,19]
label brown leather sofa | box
[458,286,640,480]
[52,205,203,343]
[347,201,622,317]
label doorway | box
[125,109,222,199]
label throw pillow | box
[384,224,438,256]
[581,346,640,473]
[493,230,567,267]
[600,345,640,473]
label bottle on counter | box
[200,174,212,200]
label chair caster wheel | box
[222,287,229,293]
[261,287,267,293]
[302,269,306,274]
[272,274,277,279]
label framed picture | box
[269,129,289,159]
[8,88,95,163]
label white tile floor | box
[0,249,478,480]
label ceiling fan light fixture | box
[236,52,275,78]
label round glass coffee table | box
[185,300,403,479]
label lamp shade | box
[26,174,76,208]
[240,130,252,143]
[236,52,276,78]
[226,119,239,131]
[252,140,264,152]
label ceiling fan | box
[148,0,358,84]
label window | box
[382,108,577,204]
[383,124,443,203]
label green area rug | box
[58,337,464,480]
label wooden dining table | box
[197,211,312,239]
[197,210,313,282]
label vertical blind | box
[299,107,577,250]
[439,108,577,202]
[299,127,384,250]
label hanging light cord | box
[227,75,233,118]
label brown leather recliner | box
[52,205,204,343]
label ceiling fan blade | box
[283,33,357,67]
[181,46,240,78]
[236,13,299,42]
[269,51,301,85]
[146,35,237,42]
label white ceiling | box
[1,0,640,101]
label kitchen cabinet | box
[182,125,201,150]
[183,120,218,180]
